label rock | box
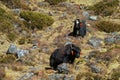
[82,11,90,19]
[16,49,29,58]
[19,72,34,80]
[45,27,53,32]
[59,12,67,19]
[38,2,50,7]
[105,32,120,44]
[49,74,63,80]
[104,37,115,44]
[49,11,54,16]
[64,75,75,80]
[88,37,103,48]
[90,65,101,73]
[58,2,74,8]
[89,16,98,21]
[12,8,21,15]
[49,74,75,80]
[6,44,30,58]
[57,63,69,74]
[42,47,49,53]
[6,44,17,54]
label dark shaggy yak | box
[50,44,81,70]
[73,19,86,37]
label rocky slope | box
[0,0,120,80]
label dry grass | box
[95,19,120,33]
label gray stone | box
[57,63,69,74]
[89,16,98,21]
[16,49,29,58]
[90,65,101,73]
[82,11,90,19]
[88,37,103,48]
[64,75,75,80]
[49,11,54,16]
[12,9,21,14]
[19,72,34,80]
[58,2,74,8]
[105,32,120,44]
[38,2,50,7]
[49,74,63,80]
[7,44,17,54]
[45,27,52,32]
[49,74,75,80]
[42,47,49,53]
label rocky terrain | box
[0,0,120,80]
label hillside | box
[0,0,120,80]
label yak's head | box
[70,44,81,58]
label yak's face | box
[71,44,81,58]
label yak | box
[73,19,86,37]
[50,43,81,70]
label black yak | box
[50,43,81,70]
[73,19,86,37]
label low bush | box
[88,0,119,16]
[45,0,67,5]
[95,20,120,33]
[20,11,54,30]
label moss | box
[20,11,54,30]
[88,0,119,16]
[45,0,67,5]
[95,20,120,33]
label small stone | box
[88,37,103,48]
[89,16,98,21]
[57,63,69,74]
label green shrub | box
[7,33,17,41]
[88,0,119,16]
[0,7,15,33]
[45,0,67,5]
[0,7,5,16]
[95,20,120,33]
[20,11,54,29]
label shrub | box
[0,7,5,16]
[7,33,17,42]
[45,0,67,5]
[88,0,119,16]
[95,20,120,33]
[0,7,14,33]
[20,11,54,30]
